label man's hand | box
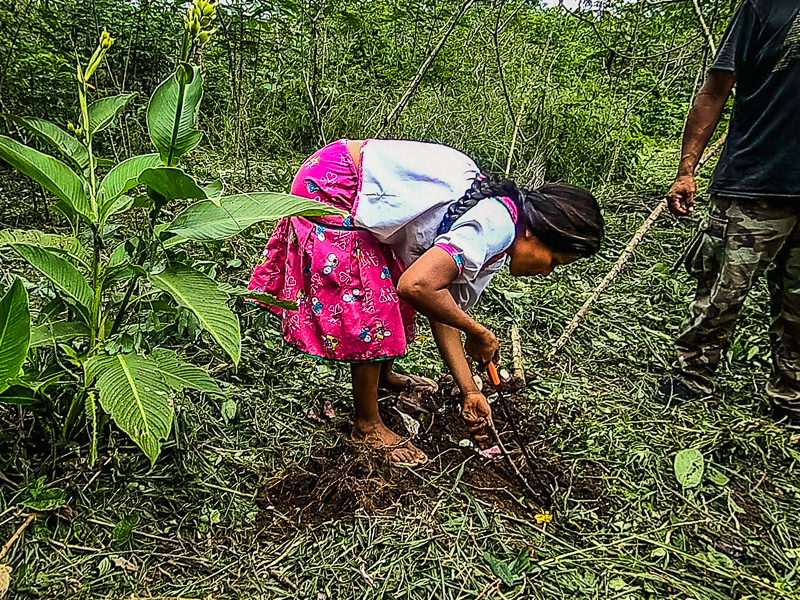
[462,391,492,445]
[464,327,500,369]
[667,173,696,216]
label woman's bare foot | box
[351,420,428,466]
[380,370,438,394]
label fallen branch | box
[511,324,525,387]
[0,514,36,562]
[548,132,727,359]
[487,417,540,505]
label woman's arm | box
[430,320,492,443]
[397,246,499,366]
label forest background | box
[4,0,800,599]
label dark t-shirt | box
[710,0,800,198]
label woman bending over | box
[249,139,603,466]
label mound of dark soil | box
[257,375,606,533]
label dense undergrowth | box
[2,0,799,597]
[1,150,799,598]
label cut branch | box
[374,0,476,137]
[548,132,728,359]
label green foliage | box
[86,352,176,465]
[167,192,344,240]
[0,3,339,465]
[87,93,136,135]
[147,264,242,366]
[0,278,31,394]
[10,244,93,313]
[3,115,90,169]
[674,448,705,488]
[19,477,66,511]
[147,66,204,166]
[111,515,139,545]
[0,134,90,219]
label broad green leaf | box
[147,66,203,166]
[29,321,91,348]
[151,348,221,395]
[108,239,142,269]
[167,193,343,241]
[88,93,135,135]
[707,466,730,486]
[204,179,224,201]
[0,229,89,266]
[138,167,207,202]
[111,515,139,545]
[20,478,66,511]
[0,384,37,406]
[220,398,237,423]
[86,352,174,466]
[0,278,31,394]
[218,283,298,311]
[147,264,240,365]
[674,448,704,488]
[98,153,161,219]
[484,553,516,588]
[0,135,91,220]
[11,244,92,312]
[3,115,89,169]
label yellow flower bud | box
[200,16,211,27]
[197,30,211,44]
[67,122,76,133]
[190,19,201,36]
[202,2,215,15]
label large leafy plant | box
[0,3,338,465]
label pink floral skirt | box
[248,140,416,361]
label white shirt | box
[354,139,516,311]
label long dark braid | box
[437,175,603,258]
[436,176,520,236]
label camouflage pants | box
[676,195,800,411]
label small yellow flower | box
[534,511,552,524]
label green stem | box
[181,30,191,63]
[107,206,163,338]
[78,72,104,350]
[89,224,104,348]
[77,82,98,218]
[61,387,86,442]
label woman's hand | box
[464,327,500,368]
[463,391,492,445]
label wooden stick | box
[374,0,476,137]
[690,0,717,55]
[548,132,728,359]
[0,514,35,562]
[511,324,525,387]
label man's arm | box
[667,69,737,216]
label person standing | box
[657,0,800,425]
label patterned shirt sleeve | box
[432,198,516,311]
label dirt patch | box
[256,375,607,533]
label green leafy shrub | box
[0,2,340,465]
